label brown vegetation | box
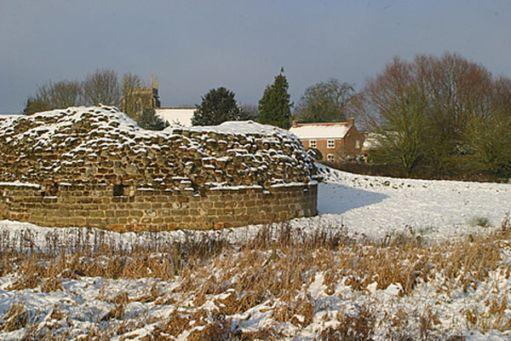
[0,222,510,339]
[359,53,511,179]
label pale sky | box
[1,0,510,113]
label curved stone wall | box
[0,106,318,231]
[0,182,317,232]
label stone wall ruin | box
[0,107,318,231]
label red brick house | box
[289,119,365,162]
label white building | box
[155,107,195,127]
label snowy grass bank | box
[0,226,510,339]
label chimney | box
[347,117,355,126]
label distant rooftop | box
[155,107,196,127]
[289,120,354,139]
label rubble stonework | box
[0,107,318,231]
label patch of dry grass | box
[1,223,510,339]
[0,303,28,333]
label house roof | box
[155,107,195,127]
[289,121,353,139]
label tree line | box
[22,69,295,131]
[290,53,511,180]
[359,53,511,180]
[194,70,354,129]
[21,53,511,179]
[192,68,292,129]
[24,68,296,130]
[23,70,169,130]
[26,70,121,114]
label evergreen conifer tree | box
[258,69,292,129]
[138,108,169,131]
[192,87,241,126]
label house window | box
[327,154,335,162]
[309,140,317,148]
[327,139,335,149]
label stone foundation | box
[0,182,317,232]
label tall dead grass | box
[1,222,510,339]
[1,224,509,295]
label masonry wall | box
[0,107,319,231]
[342,127,365,156]
[0,183,317,232]
[302,127,365,162]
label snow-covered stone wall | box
[0,107,318,231]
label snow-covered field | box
[1,167,511,339]
[316,165,511,241]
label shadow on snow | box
[317,182,388,215]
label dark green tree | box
[258,69,292,129]
[138,108,169,131]
[192,87,241,126]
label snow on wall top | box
[179,120,288,136]
[0,106,317,190]
[0,114,22,123]
[289,122,352,139]
[155,107,195,127]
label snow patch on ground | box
[316,164,511,241]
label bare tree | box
[82,69,120,106]
[465,76,511,177]
[369,87,429,176]
[23,97,51,115]
[413,53,493,137]
[492,76,511,115]
[48,80,83,108]
[120,73,143,119]
[361,53,504,176]
[295,79,354,123]
[24,80,83,114]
